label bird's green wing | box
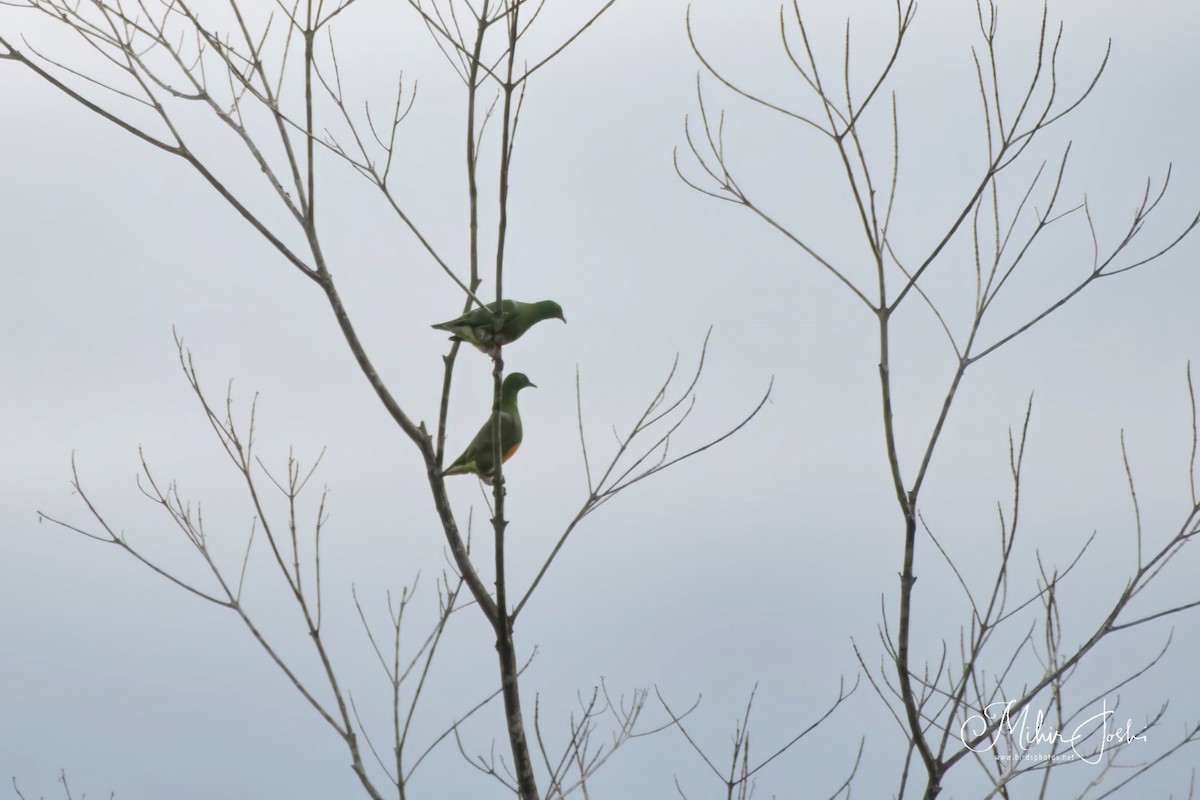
[443,410,519,478]
[431,300,517,331]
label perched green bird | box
[443,372,537,484]
[431,299,565,353]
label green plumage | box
[431,299,566,353]
[443,373,536,484]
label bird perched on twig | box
[431,299,565,354]
[442,373,536,484]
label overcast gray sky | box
[3,0,1200,797]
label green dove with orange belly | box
[431,299,565,353]
[442,372,536,485]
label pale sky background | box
[3,0,1200,797]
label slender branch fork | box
[12,769,116,800]
[658,678,863,800]
[681,0,1200,797]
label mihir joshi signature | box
[959,699,1147,765]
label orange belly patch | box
[502,443,521,463]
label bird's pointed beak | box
[529,381,538,388]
